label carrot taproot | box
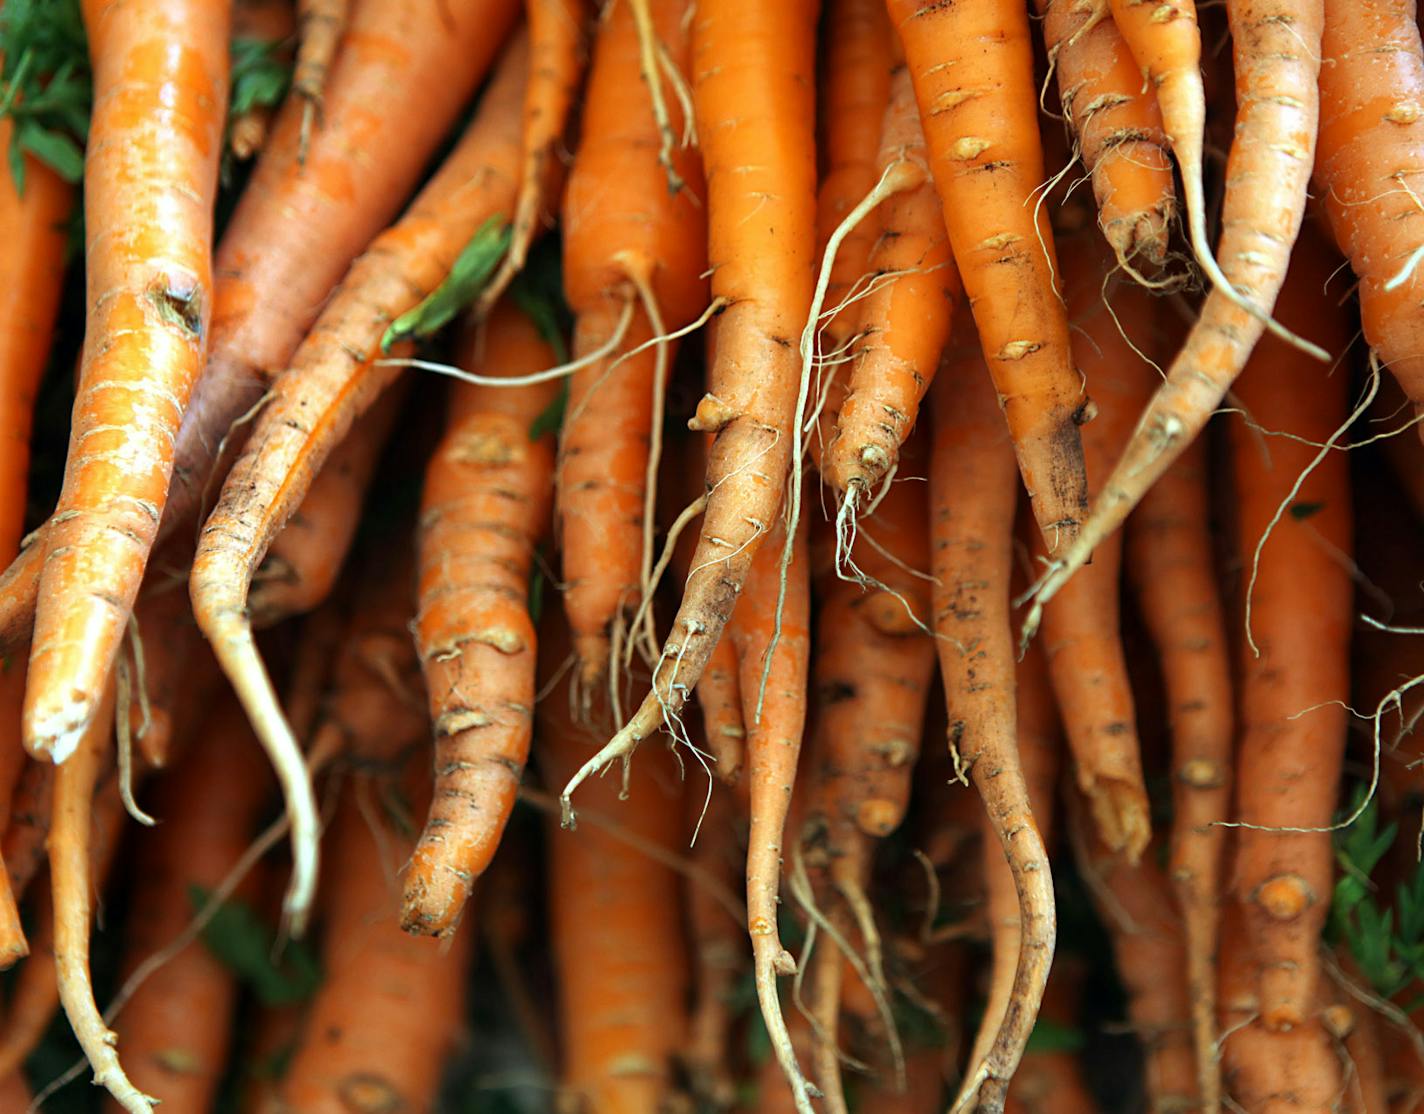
[248,383,406,628]
[886,0,1090,552]
[109,699,274,1111]
[1036,0,1175,269]
[275,760,476,1114]
[826,67,960,501]
[556,0,705,684]
[560,0,818,814]
[1315,0,1424,440]
[229,0,296,160]
[190,35,528,935]
[1228,233,1354,1034]
[540,635,690,1114]
[1024,0,1326,635]
[479,0,589,314]
[21,0,231,765]
[928,329,1056,1114]
[1126,432,1232,1109]
[292,0,345,146]
[400,301,560,937]
[1003,958,1096,1114]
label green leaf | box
[1024,1018,1087,1054]
[228,36,290,119]
[189,885,322,1007]
[528,381,568,441]
[16,117,82,181]
[381,218,511,352]
[511,270,569,364]
[1289,500,1324,521]
[0,0,92,189]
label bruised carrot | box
[1228,234,1354,1034]
[400,302,560,937]
[111,701,274,1110]
[229,0,296,160]
[826,67,959,501]
[248,383,406,628]
[190,37,528,934]
[22,0,230,764]
[887,0,1090,551]
[1036,0,1175,268]
[1024,0,1326,629]
[556,0,705,684]
[928,332,1055,1113]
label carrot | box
[1025,0,1326,635]
[1036,0,1175,270]
[825,67,960,502]
[1003,958,1097,1114]
[248,383,406,628]
[400,301,560,937]
[556,0,705,684]
[560,0,818,811]
[21,0,230,765]
[479,0,589,314]
[0,673,25,966]
[292,0,346,150]
[1228,233,1354,1034]
[1315,0,1424,438]
[229,0,296,160]
[929,332,1057,1113]
[0,882,57,1083]
[886,0,1090,552]
[110,699,274,1110]
[3,753,52,905]
[1126,433,1233,1109]
[540,635,690,1114]
[275,760,476,1114]
[190,36,528,935]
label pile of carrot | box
[3,0,1424,1110]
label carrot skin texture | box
[887,0,1089,551]
[400,304,559,937]
[293,0,347,108]
[24,0,231,763]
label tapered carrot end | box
[573,632,610,691]
[1085,778,1151,863]
[399,848,470,939]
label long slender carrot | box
[110,700,274,1110]
[1036,0,1175,269]
[928,332,1055,1114]
[560,0,818,806]
[1228,232,1353,1034]
[887,0,1090,552]
[557,0,705,684]
[292,0,346,129]
[826,67,960,501]
[1315,0,1424,438]
[190,37,528,935]
[400,302,559,937]
[1025,0,1325,635]
[22,0,230,765]
[229,0,296,160]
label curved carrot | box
[229,0,296,160]
[190,37,527,935]
[1025,0,1325,637]
[400,302,559,937]
[557,0,705,683]
[887,0,1090,552]
[23,0,230,764]
[826,67,960,499]
[1037,0,1175,268]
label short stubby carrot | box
[1316,0,1424,437]
[190,36,528,935]
[1037,0,1175,268]
[1024,0,1324,635]
[400,303,560,938]
[557,0,706,684]
[826,67,960,500]
[23,0,231,765]
[887,0,1090,552]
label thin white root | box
[626,493,708,668]
[628,0,685,193]
[113,656,155,828]
[628,268,672,665]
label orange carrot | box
[292,0,346,138]
[1228,233,1354,1034]
[400,302,560,937]
[22,0,230,765]
[3,753,52,905]
[1036,0,1175,269]
[929,331,1056,1113]
[0,883,57,1083]
[887,0,1090,551]
[229,0,296,160]
[556,0,705,683]
[190,37,528,934]
[110,700,274,1110]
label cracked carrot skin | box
[1316,0,1424,439]
[24,0,231,765]
[400,303,559,938]
[557,0,705,683]
[887,0,1090,552]
[1228,232,1353,1034]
